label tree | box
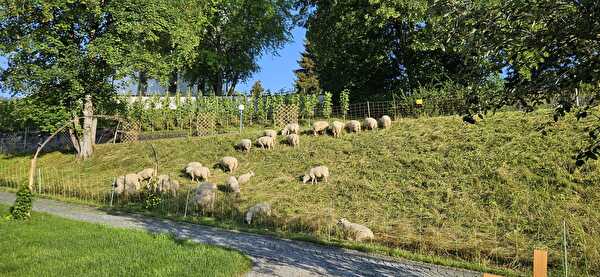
[294,40,320,94]
[250,80,265,98]
[182,0,296,96]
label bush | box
[340,89,350,119]
[322,92,333,118]
[10,185,34,220]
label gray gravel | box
[0,192,480,277]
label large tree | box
[294,40,320,94]
[183,0,296,96]
[0,0,208,158]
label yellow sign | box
[416,99,423,106]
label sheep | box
[281,123,300,135]
[193,182,217,212]
[245,203,272,224]
[302,166,330,184]
[286,134,300,147]
[113,173,141,196]
[345,120,361,133]
[337,218,375,242]
[225,176,240,194]
[186,163,211,181]
[237,171,255,185]
[236,139,252,153]
[330,121,344,138]
[264,129,277,139]
[257,136,275,149]
[137,168,155,184]
[219,156,239,172]
[312,121,330,136]
[363,117,378,130]
[156,175,180,196]
[378,115,392,129]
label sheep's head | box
[337,218,351,227]
[302,174,311,184]
[245,213,252,224]
[249,171,255,177]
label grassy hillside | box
[1,110,599,275]
[0,205,252,277]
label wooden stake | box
[533,249,548,277]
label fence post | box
[575,88,580,107]
[563,220,568,277]
[184,189,190,218]
[367,101,371,118]
[37,168,42,194]
[110,178,115,207]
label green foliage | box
[321,92,332,118]
[301,94,318,119]
[255,95,267,123]
[143,193,163,210]
[294,40,320,94]
[0,204,252,276]
[10,186,33,220]
[340,89,350,119]
[0,97,71,133]
[250,81,265,98]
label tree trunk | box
[79,95,94,160]
[138,70,148,96]
[168,71,178,96]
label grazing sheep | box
[186,162,203,169]
[219,156,239,172]
[156,175,180,196]
[236,139,252,153]
[264,129,277,139]
[330,121,344,138]
[257,136,275,149]
[302,166,330,184]
[186,163,210,181]
[379,115,392,129]
[194,182,217,212]
[312,121,330,136]
[345,120,361,133]
[225,176,240,194]
[113,173,141,196]
[287,134,300,147]
[363,117,378,130]
[137,168,155,183]
[337,218,375,242]
[245,203,272,224]
[281,123,300,135]
[237,171,255,185]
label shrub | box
[322,92,333,118]
[340,89,350,119]
[10,185,34,220]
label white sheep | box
[194,182,217,212]
[287,134,300,147]
[257,136,275,149]
[236,139,252,153]
[156,175,180,196]
[237,171,255,185]
[379,115,392,129]
[245,203,272,224]
[186,163,210,181]
[337,218,375,242]
[312,121,330,136]
[363,117,378,130]
[281,123,300,135]
[219,156,239,172]
[345,120,361,133]
[225,176,240,194]
[302,166,330,184]
[137,168,155,183]
[330,121,344,138]
[264,129,277,139]
[113,173,141,196]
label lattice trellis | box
[194,112,217,136]
[121,121,141,143]
[273,104,299,127]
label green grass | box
[1,110,599,275]
[0,204,252,277]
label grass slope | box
[1,110,599,275]
[0,205,251,277]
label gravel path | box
[0,192,480,277]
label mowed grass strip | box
[1,110,599,275]
[0,205,252,277]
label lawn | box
[0,205,252,277]
[1,110,599,275]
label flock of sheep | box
[112,115,392,242]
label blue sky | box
[238,27,306,93]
